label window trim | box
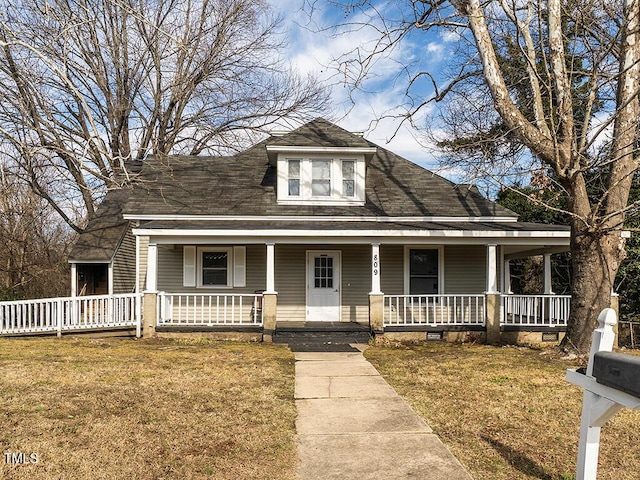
[197,247,233,289]
[403,246,444,295]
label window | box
[311,159,331,196]
[198,248,232,287]
[314,256,334,288]
[276,154,366,205]
[288,160,300,196]
[202,251,229,286]
[409,249,439,294]
[342,160,355,197]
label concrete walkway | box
[295,349,473,480]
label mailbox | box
[592,351,640,398]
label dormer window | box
[342,160,355,197]
[288,160,301,196]
[312,160,331,196]
[274,152,368,205]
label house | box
[68,118,573,343]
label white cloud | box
[267,1,446,169]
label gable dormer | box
[268,146,375,205]
[265,118,376,206]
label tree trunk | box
[562,225,625,353]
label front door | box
[307,251,341,322]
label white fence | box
[502,294,571,327]
[157,293,263,326]
[0,294,142,336]
[384,295,486,327]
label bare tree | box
[0,164,72,299]
[0,0,329,231]
[309,0,640,352]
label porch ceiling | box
[503,244,571,258]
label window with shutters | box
[184,246,246,289]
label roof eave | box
[265,145,378,165]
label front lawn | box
[365,342,640,480]
[0,337,296,480]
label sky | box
[270,1,451,173]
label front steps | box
[274,322,372,352]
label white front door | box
[307,251,341,322]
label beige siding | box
[157,245,182,291]
[340,245,371,323]
[443,245,486,294]
[112,226,136,294]
[380,245,404,295]
[274,245,307,322]
[157,245,266,294]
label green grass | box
[365,341,640,480]
[0,337,297,480]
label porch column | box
[369,242,384,335]
[543,253,554,294]
[265,242,276,294]
[135,235,140,294]
[143,242,158,337]
[485,244,501,344]
[70,263,77,297]
[370,243,381,295]
[146,242,158,292]
[503,260,513,294]
[263,242,278,343]
[108,263,114,295]
[486,244,499,294]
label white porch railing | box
[0,293,142,336]
[384,295,486,327]
[502,294,571,327]
[157,293,263,326]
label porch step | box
[274,322,372,352]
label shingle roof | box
[267,117,372,148]
[123,118,518,218]
[71,118,546,262]
[69,189,130,262]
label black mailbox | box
[592,352,640,398]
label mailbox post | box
[565,308,640,480]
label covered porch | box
[135,223,575,342]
